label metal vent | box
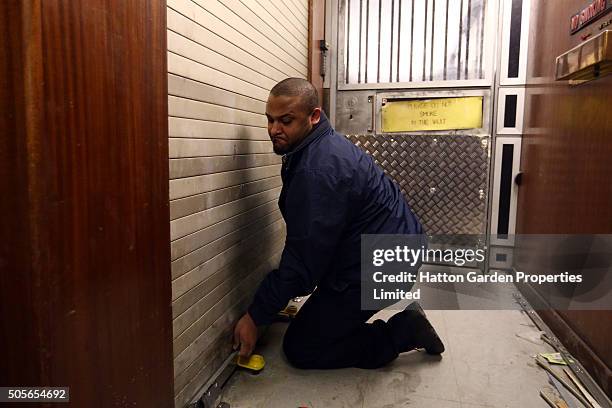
[341,0,490,84]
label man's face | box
[265,95,321,155]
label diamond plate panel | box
[347,134,490,239]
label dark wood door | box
[0,1,174,406]
[516,0,612,398]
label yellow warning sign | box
[381,96,483,132]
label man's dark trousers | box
[282,284,399,369]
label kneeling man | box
[233,78,444,369]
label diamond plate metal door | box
[347,134,490,241]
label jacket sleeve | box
[248,169,350,326]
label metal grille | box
[343,0,489,84]
[347,134,490,237]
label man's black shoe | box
[388,302,445,355]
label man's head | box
[266,78,321,155]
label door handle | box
[514,171,523,186]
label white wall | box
[166,0,309,405]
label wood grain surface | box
[0,1,174,406]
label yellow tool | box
[236,354,265,374]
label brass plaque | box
[556,30,612,84]
[381,96,484,132]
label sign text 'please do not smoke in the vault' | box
[381,96,483,132]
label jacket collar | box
[283,111,331,161]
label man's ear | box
[310,107,322,125]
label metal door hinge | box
[319,40,330,77]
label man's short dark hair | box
[269,78,319,114]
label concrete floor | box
[221,304,561,407]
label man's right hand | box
[233,312,257,357]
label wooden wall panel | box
[0,0,43,390]
[0,1,174,407]
[517,0,612,397]
[308,0,326,105]
[167,0,309,405]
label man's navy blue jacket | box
[248,113,423,326]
